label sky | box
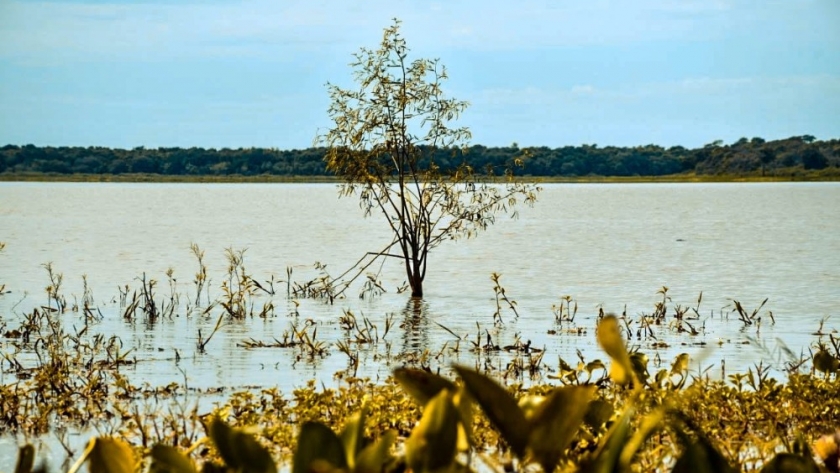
[0,0,838,150]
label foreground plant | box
[13,315,839,473]
[4,264,840,472]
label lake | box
[1,181,839,466]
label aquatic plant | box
[0,242,6,295]
[490,272,519,327]
[41,262,66,314]
[6,311,840,473]
[189,242,209,308]
[3,247,840,472]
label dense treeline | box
[1,135,838,177]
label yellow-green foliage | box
[8,315,840,473]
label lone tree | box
[319,19,540,299]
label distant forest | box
[1,135,838,177]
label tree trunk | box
[409,271,424,298]
[408,254,424,298]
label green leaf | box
[760,453,820,473]
[617,408,666,469]
[355,431,397,473]
[149,445,197,473]
[597,315,635,385]
[394,367,456,405]
[292,422,347,473]
[340,406,368,469]
[517,395,546,421]
[527,385,596,473]
[454,365,529,458]
[209,417,277,473]
[585,359,606,373]
[87,437,135,473]
[583,399,614,431]
[654,369,669,387]
[814,350,840,374]
[630,352,649,382]
[587,406,634,473]
[672,431,737,473]
[14,445,35,473]
[453,386,474,451]
[671,353,690,375]
[405,390,459,473]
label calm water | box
[1,181,839,465]
[1,181,838,389]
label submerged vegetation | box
[3,309,840,472]
[1,242,840,472]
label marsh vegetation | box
[2,20,839,473]
[2,180,839,471]
[1,239,840,472]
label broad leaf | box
[340,406,368,469]
[814,350,840,375]
[671,353,690,375]
[583,399,614,431]
[597,315,634,385]
[149,445,197,473]
[672,430,737,473]
[527,385,596,473]
[453,386,474,451]
[587,407,634,473]
[405,390,459,473]
[585,360,606,374]
[454,365,530,458]
[356,431,397,473]
[209,417,277,473]
[630,352,649,383]
[517,395,546,421]
[293,422,347,473]
[87,438,135,473]
[618,408,666,469]
[394,367,456,405]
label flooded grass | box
[1,243,839,471]
[2,321,839,471]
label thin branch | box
[330,239,402,298]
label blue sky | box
[0,0,838,149]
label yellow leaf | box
[597,315,634,385]
[88,438,135,473]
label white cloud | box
[571,85,595,95]
[0,0,379,62]
[473,74,840,108]
[659,75,840,95]
[0,0,753,63]
[650,0,731,14]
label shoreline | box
[2,170,839,183]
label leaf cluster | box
[10,314,840,473]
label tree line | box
[1,135,837,177]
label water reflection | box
[400,298,430,356]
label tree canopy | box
[317,19,540,298]
[1,137,838,178]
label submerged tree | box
[319,19,540,299]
